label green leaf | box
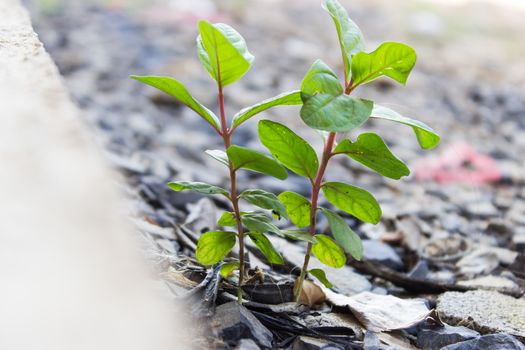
[205,149,229,167]
[321,182,381,224]
[258,120,319,180]
[300,60,343,99]
[232,90,302,128]
[197,21,254,86]
[320,208,363,260]
[196,231,237,265]
[300,94,373,132]
[350,42,416,87]
[281,229,318,243]
[248,232,284,264]
[240,189,287,219]
[311,234,346,268]
[220,261,240,278]
[226,145,288,180]
[167,181,229,198]
[370,105,440,149]
[241,213,281,236]
[322,0,365,79]
[277,191,311,228]
[333,133,410,179]
[130,76,219,130]
[309,268,334,288]
[217,211,237,226]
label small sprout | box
[257,0,440,302]
[132,20,301,303]
[132,0,440,305]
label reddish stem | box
[294,131,336,301]
[218,84,245,304]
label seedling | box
[131,21,302,303]
[131,0,440,305]
[257,0,440,301]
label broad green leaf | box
[300,94,373,132]
[241,213,281,236]
[322,0,365,79]
[309,268,334,288]
[226,145,288,180]
[205,149,229,166]
[281,230,318,243]
[232,90,302,128]
[220,261,240,278]
[300,60,343,99]
[258,120,319,179]
[333,133,410,179]
[168,181,229,198]
[321,182,381,224]
[240,189,287,219]
[350,42,416,87]
[311,234,346,268]
[130,76,219,130]
[197,21,254,86]
[371,105,440,149]
[196,231,236,265]
[278,191,311,228]
[217,211,237,226]
[320,208,363,260]
[248,232,284,264]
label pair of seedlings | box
[131,0,440,303]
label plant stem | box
[294,131,336,302]
[217,84,245,304]
[294,74,355,302]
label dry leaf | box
[297,279,326,306]
[323,289,430,332]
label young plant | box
[130,21,303,303]
[257,0,441,302]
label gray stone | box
[440,334,525,350]
[212,302,273,349]
[235,338,260,350]
[464,202,499,218]
[437,291,525,342]
[362,240,404,270]
[291,336,342,350]
[513,233,525,252]
[416,325,480,350]
[363,331,381,350]
[408,260,430,280]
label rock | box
[464,201,499,218]
[423,236,469,262]
[416,325,480,350]
[362,240,404,270]
[294,312,364,340]
[212,302,273,349]
[408,260,430,280]
[440,334,525,350]
[513,232,525,252]
[235,338,260,350]
[457,275,520,293]
[363,331,381,350]
[456,248,499,277]
[291,336,343,350]
[437,291,525,342]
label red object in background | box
[414,142,501,185]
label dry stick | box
[217,83,246,304]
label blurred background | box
[22,0,525,307]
